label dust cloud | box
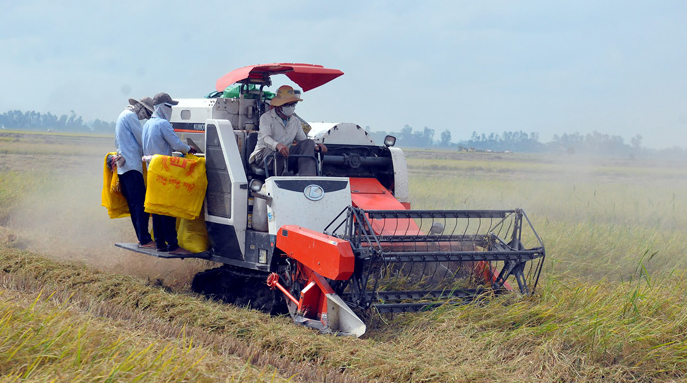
[1,149,211,290]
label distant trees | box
[368,124,438,148]
[463,130,543,152]
[365,124,657,157]
[91,119,116,133]
[0,109,672,158]
[548,131,642,156]
[369,125,539,150]
[630,135,643,149]
[0,110,114,133]
[440,130,452,147]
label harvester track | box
[191,266,288,315]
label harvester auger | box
[113,63,546,337]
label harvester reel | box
[324,207,545,314]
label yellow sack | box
[101,152,129,219]
[110,171,121,193]
[176,216,209,253]
[145,154,207,220]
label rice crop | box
[406,153,687,282]
[0,288,290,382]
[2,244,687,382]
[1,132,687,381]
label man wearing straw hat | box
[249,85,326,176]
[114,96,155,248]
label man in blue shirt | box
[115,96,154,248]
[142,92,196,255]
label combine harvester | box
[116,63,545,337]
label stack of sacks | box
[144,154,207,220]
[101,152,129,219]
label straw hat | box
[270,85,302,107]
[128,97,154,112]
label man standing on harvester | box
[114,96,155,249]
[142,92,196,255]
[249,85,326,176]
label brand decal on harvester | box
[303,184,324,201]
[173,122,206,131]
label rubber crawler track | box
[191,266,289,315]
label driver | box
[249,85,326,176]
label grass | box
[0,130,112,157]
[1,131,687,381]
[2,245,686,382]
[406,153,687,282]
[0,129,112,138]
[0,276,292,382]
[0,246,376,382]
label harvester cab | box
[115,63,545,337]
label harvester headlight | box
[384,135,396,147]
[249,179,264,193]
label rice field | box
[405,150,687,278]
[1,132,687,382]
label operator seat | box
[245,131,265,176]
[245,131,318,177]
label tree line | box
[3,109,685,158]
[366,125,686,158]
[366,124,643,154]
[0,110,114,133]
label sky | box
[1,0,686,149]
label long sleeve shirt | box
[114,108,144,175]
[142,116,190,157]
[249,108,307,163]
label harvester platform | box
[115,243,211,259]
